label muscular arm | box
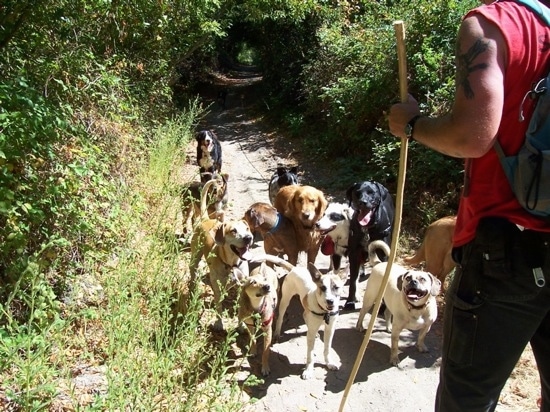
[389,14,506,158]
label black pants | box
[436,217,550,412]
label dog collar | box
[261,312,275,328]
[259,296,276,327]
[312,310,339,325]
[301,297,339,324]
[267,213,282,234]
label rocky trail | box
[187,70,539,412]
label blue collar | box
[267,213,282,234]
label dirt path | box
[191,72,539,412]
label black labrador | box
[345,181,395,309]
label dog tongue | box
[407,291,422,300]
[321,236,335,256]
[358,210,373,226]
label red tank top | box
[453,0,550,247]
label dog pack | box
[494,0,550,220]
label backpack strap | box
[515,0,550,25]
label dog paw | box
[261,365,271,376]
[301,368,314,380]
[326,362,340,371]
[417,343,428,353]
[390,355,401,366]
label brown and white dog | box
[189,179,254,331]
[356,241,441,366]
[243,202,299,264]
[181,173,229,234]
[235,262,279,376]
[251,254,347,379]
[403,215,457,287]
[273,185,328,265]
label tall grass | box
[0,101,247,411]
[93,103,247,410]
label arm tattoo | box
[456,38,489,99]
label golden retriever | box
[273,185,328,265]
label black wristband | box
[405,115,422,140]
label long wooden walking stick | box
[338,20,410,412]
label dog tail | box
[249,254,295,272]
[403,241,426,266]
[199,178,218,220]
[368,240,390,265]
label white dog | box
[251,254,347,379]
[355,240,441,365]
[316,202,354,270]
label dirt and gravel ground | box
[188,71,540,412]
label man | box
[388,1,550,411]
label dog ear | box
[316,191,328,218]
[276,166,286,176]
[221,173,229,182]
[289,166,298,175]
[244,208,264,229]
[288,190,300,214]
[397,273,405,291]
[375,182,389,200]
[429,274,442,296]
[307,262,322,282]
[232,267,248,286]
[346,183,358,205]
[212,223,226,245]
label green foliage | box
[0,0,482,407]
[97,114,244,411]
[235,42,260,65]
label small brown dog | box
[181,173,228,234]
[235,262,279,376]
[273,185,328,265]
[189,179,253,331]
[243,202,300,264]
[403,215,457,286]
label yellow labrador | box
[190,179,253,330]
